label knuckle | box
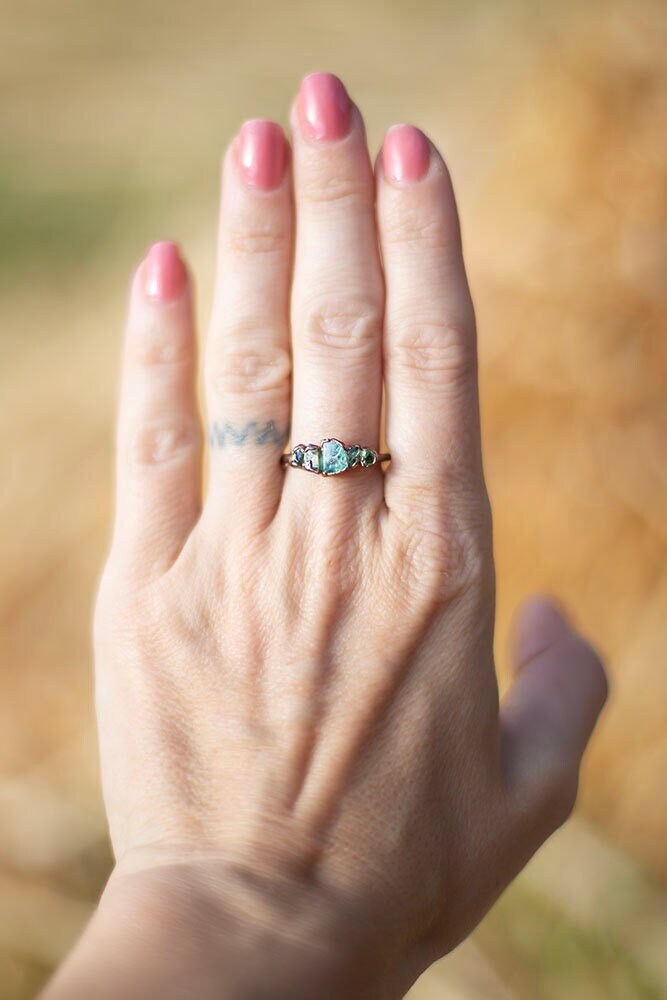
[390,321,476,386]
[127,316,192,367]
[225,222,289,257]
[127,419,201,468]
[391,499,491,609]
[433,528,489,604]
[208,344,291,396]
[301,299,382,361]
[309,533,360,603]
[384,211,458,253]
[94,574,148,645]
[301,171,370,208]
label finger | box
[114,242,201,577]
[376,125,481,520]
[501,596,609,845]
[204,120,292,531]
[288,73,384,484]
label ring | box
[281,438,390,476]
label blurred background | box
[1,0,666,996]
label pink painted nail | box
[383,125,431,183]
[238,119,287,190]
[298,72,351,141]
[143,241,187,301]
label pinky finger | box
[113,242,202,579]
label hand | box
[46,73,607,999]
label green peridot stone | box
[321,438,349,475]
[360,448,376,467]
[346,444,361,467]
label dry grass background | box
[0,0,666,996]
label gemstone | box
[321,438,349,475]
[360,448,376,467]
[303,446,321,473]
[346,444,361,467]
[292,445,305,467]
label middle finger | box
[288,74,384,481]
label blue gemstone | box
[303,446,321,473]
[321,439,349,475]
[347,444,361,467]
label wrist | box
[43,854,415,1000]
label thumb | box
[501,596,609,840]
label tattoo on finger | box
[208,420,289,450]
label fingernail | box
[238,119,287,190]
[298,72,351,141]
[383,125,430,183]
[143,241,187,301]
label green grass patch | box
[477,882,661,999]
[0,154,161,289]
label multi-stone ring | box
[281,438,391,476]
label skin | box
[43,75,608,999]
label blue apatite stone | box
[303,446,321,473]
[321,439,349,475]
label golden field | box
[0,0,665,996]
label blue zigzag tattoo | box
[208,420,289,449]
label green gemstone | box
[321,438,349,475]
[347,444,361,467]
[292,445,305,467]
[360,448,376,467]
[303,446,321,473]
